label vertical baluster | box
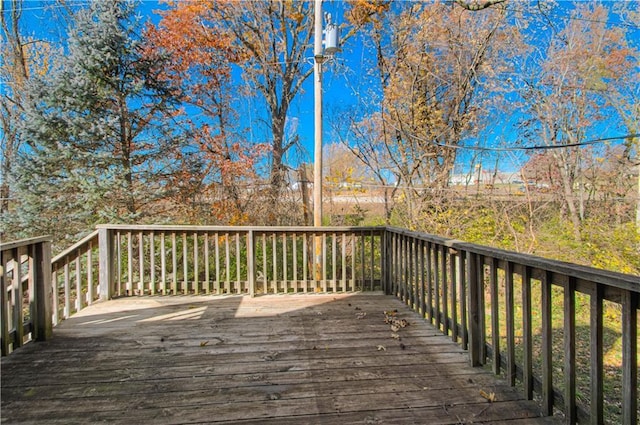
[247,230,255,297]
[282,233,288,293]
[322,233,327,292]
[522,266,533,399]
[193,232,199,295]
[426,242,433,323]
[459,250,468,350]
[589,284,603,424]
[359,232,365,292]
[75,256,82,313]
[87,241,93,304]
[1,251,11,355]
[351,232,356,291]
[505,261,516,386]
[160,232,166,295]
[398,235,407,304]
[235,233,241,293]
[224,233,231,294]
[413,238,419,312]
[303,233,308,292]
[490,258,500,375]
[408,237,415,309]
[204,233,210,294]
[171,232,177,295]
[467,252,481,367]
[434,244,441,330]
[541,270,553,415]
[127,232,133,296]
[28,249,35,339]
[564,277,576,421]
[262,234,267,293]
[341,233,347,291]
[13,249,23,348]
[182,233,188,294]
[621,289,637,425]
[272,233,277,293]
[52,267,59,325]
[332,233,337,292]
[450,248,458,343]
[370,230,375,291]
[138,232,144,295]
[441,245,449,336]
[149,232,155,295]
[292,233,298,292]
[215,233,221,294]
[116,231,122,296]
[420,241,426,318]
[64,257,70,319]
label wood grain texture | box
[1,293,562,424]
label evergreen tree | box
[4,0,179,245]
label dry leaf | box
[479,389,496,402]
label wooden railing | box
[384,227,639,425]
[51,230,100,324]
[96,225,384,298]
[2,225,638,424]
[0,236,53,355]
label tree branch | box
[454,0,507,11]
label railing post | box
[1,249,11,355]
[247,230,255,297]
[621,289,638,425]
[98,227,114,301]
[467,251,482,367]
[32,240,53,341]
[382,229,389,295]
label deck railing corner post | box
[98,227,115,301]
[33,239,53,341]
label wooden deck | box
[1,293,562,424]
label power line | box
[407,133,640,153]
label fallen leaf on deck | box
[479,389,496,402]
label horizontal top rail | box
[386,226,640,293]
[51,230,99,265]
[96,224,386,233]
[0,236,52,251]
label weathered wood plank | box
[1,294,561,425]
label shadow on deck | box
[1,293,562,424]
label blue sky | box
[12,0,640,177]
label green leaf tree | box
[6,0,179,245]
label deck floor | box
[1,293,562,424]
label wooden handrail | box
[51,230,99,265]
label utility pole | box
[312,0,340,280]
[313,0,325,281]
[313,0,324,231]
